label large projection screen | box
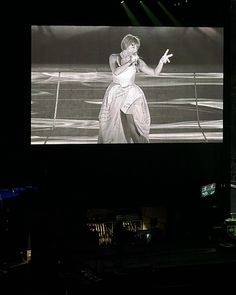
[31,26,223,144]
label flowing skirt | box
[98,83,151,143]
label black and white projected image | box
[31,26,223,144]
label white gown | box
[98,63,151,143]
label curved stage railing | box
[31,70,223,144]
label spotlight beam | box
[121,2,141,26]
[140,1,162,26]
[157,1,182,26]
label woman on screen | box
[98,34,173,143]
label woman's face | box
[126,42,138,55]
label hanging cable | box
[44,71,61,144]
[193,72,208,142]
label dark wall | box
[2,0,232,201]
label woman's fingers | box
[162,51,173,63]
[163,49,169,56]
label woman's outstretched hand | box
[160,49,173,64]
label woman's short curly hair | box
[121,34,140,51]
